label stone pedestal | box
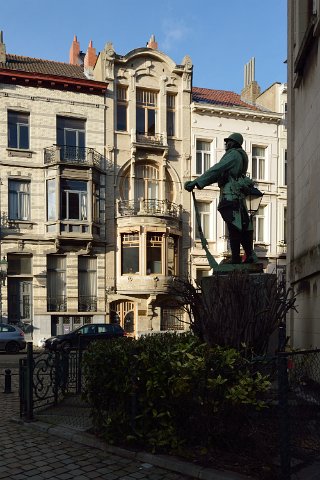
[199,272,277,354]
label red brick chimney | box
[84,40,97,69]
[69,35,80,65]
[147,34,158,50]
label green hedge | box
[83,332,270,452]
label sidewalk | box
[4,369,320,480]
[14,394,252,480]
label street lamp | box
[245,186,264,218]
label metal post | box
[4,368,12,393]
[278,352,291,480]
[26,342,34,421]
[77,335,83,394]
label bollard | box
[4,369,12,394]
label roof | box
[0,54,107,93]
[192,86,260,111]
[1,54,88,80]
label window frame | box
[136,88,158,136]
[116,85,128,132]
[167,93,176,137]
[196,140,212,175]
[8,179,31,221]
[252,146,267,181]
[195,201,212,241]
[8,110,30,150]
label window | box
[196,269,210,285]
[61,179,87,220]
[161,308,184,331]
[136,88,157,135]
[47,179,56,221]
[121,233,139,274]
[147,234,162,274]
[7,254,32,324]
[253,206,265,243]
[196,140,211,175]
[167,93,176,136]
[57,116,85,161]
[47,255,67,311]
[110,300,135,335]
[116,86,128,131]
[121,162,174,203]
[93,183,101,223]
[168,236,179,276]
[284,150,287,186]
[8,111,29,149]
[78,257,97,312]
[283,207,287,244]
[195,202,211,240]
[8,180,30,221]
[252,146,266,180]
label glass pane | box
[117,105,127,131]
[196,152,202,174]
[204,153,211,171]
[167,111,174,136]
[202,215,210,238]
[68,192,80,219]
[65,129,77,146]
[136,108,145,134]
[47,179,56,221]
[252,158,257,178]
[258,217,264,242]
[259,158,265,179]
[148,110,156,135]
[19,125,29,149]
[8,122,18,148]
[122,247,139,274]
[8,255,32,275]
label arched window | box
[121,162,173,202]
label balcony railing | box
[44,145,105,169]
[117,199,180,219]
[47,296,67,312]
[78,296,97,312]
[136,133,165,146]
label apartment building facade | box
[287,0,320,347]
[0,33,192,343]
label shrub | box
[83,332,270,452]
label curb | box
[12,417,253,480]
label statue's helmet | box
[224,133,243,146]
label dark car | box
[0,323,26,353]
[44,323,126,352]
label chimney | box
[240,57,261,105]
[69,35,81,65]
[84,40,97,69]
[0,31,6,63]
[147,34,158,50]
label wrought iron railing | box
[117,199,180,219]
[47,296,67,312]
[78,296,97,312]
[136,133,164,145]
[44,145,104,169]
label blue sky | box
[1,0,287,93]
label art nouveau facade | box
[190,81,287,283]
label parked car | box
[44,323,126,352]
[0,323,26,353]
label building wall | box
[287,0,320,347]
[190,92,287,282]
[0,83,107,344]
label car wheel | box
[5,341,20,354]
[61,341,71,353]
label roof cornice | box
[0,68,107,94]
[191,102,282,123]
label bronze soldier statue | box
[185,133,258,264]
